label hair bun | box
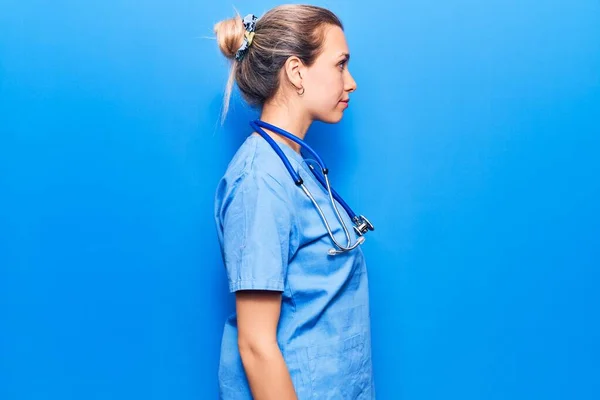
[214,15,245,60]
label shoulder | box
[215,135,299,216]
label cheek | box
[322,70,344,89]
[308,71,344,103]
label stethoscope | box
[249,119,374,256]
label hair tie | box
[235,14,258,62]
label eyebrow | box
[339,52,351,62]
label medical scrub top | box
[214,133,375,399]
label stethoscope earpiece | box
[328,236,366,256]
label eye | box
[338,60,347,70]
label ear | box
[283,56,305,90]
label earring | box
[297,86,305,96]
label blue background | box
[1,0,599,398]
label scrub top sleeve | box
[222,170,298,293]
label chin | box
[316,111,344,124]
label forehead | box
[320,25,349,56]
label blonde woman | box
[213,5,375,399]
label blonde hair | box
[214,4,343,122]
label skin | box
[251,24,358,153]
[238,25,357,399]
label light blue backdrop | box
[1,0,599,399]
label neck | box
[256,101,312,154]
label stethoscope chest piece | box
[353,215,375,236]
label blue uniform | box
[214,133,375,399]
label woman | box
[213,5,375,399]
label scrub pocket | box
[306,332,366,399]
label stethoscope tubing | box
[250,120,357,220]
[249,119,371,255]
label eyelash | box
[338,61,347,70]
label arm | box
[235,290,297,400]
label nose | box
[345,69,357,93]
